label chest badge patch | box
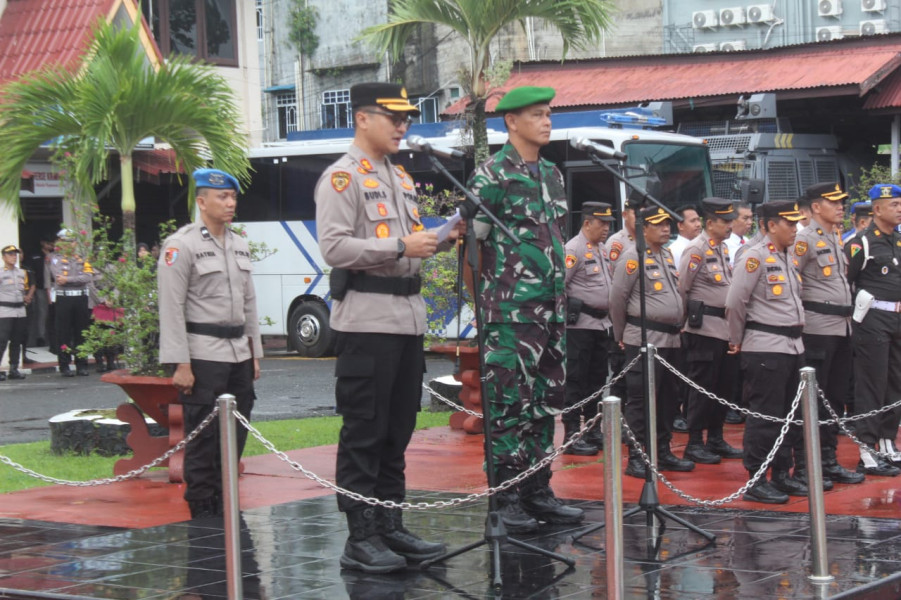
[377,203,388,217]
[816,240,827,248]
[746,257,760,273]
[585,252,593,259]
[795,242,808,256]
[412,223,424,232]
[363,178,380,189]
[402,181,413,190]
[714,273,722,282]
[376,223,390,238]
[566,254,576,269]
[823,266,832,277]
[765,256,777,264]
[625,259,638,275]
[653,281,664,291]
[165,248,179,266]
[772,284,783,296]
[331,172,351,193]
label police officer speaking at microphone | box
[726,201,806,504]
[158,168,264,519]
[845,183,901,477]
[562,201,615,456]
[794,182,865,486]
[316,82,460,574]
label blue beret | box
[868,183,901,201]
[851,201,873,216]
[495,86,555,112]
[193,168,240,192]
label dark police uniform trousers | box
[802,332,852,453]
[334,331,424,512]
[55,293,91,369]
[181,358,255,502]
[0,315,27,369]
[741,352,803,473]
[624,344,680,446]
[684,333,738,437]
[564,327,611,427]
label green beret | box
[494,86,556,112]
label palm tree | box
[0,18,249,240]
[359,0,612,163]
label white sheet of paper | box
[433,209,462,243]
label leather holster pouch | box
[687,299,705,329]
[566,297,583,325]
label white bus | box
[237,108,714,357]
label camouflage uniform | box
[471,142,567,473]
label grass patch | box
[0,412,451,495]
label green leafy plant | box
[417,183,471,345]
[288,0,320,56]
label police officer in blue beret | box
[158,168,265,518]
[846,183,901,476]
[843,201,874,243]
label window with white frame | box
[321,89,352,129]
[412,97,438,124]
[276,92,298,139]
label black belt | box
[348,273,421,296]
[580,305,609,320]
[186,322,245,339]
[0,301,24,308]
[746,321,802,339]
[626,315,681,335]
[702,305,726,318]
[802,300,853,317]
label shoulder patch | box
[746,257,760,273]
[850,243,862,258]
[565,254,576,269]
[331,171,351,193]
[165,248,179,266]
[794,241,808,256]
[625,259,638,275]
[688,254,702,271]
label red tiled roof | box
[0,0,115,84]
[133,148,184,177]
[445,35,901,114]
[863,67,901,111]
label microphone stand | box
[417,154,576,594]
[571,149,715,548]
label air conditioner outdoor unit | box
[720,7,747,26]
[816,26,843,41]
[720,40,747,51]
[860,19,888,35]
[818,0,842,17]
[861,0,886,12]
[692,10,719,29]
[736,93,778,119]
[693,43,718,53]
[747,4,775,23]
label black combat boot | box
[562,422,599,456]
[770,469,808,496]
[377,507,446,562]
[6,370,25,380]
[624,448,647,479]
[583,420,604,450]
[706,434,743,459]
[683,431,721,464]
[519,467,584,525]
[188,494,222,519]
[658,445,695,472]
[340,507,406,573]
[792,454,833,491]
[495,467,538,533]
[743,475,789,504]
[821,447,865,484]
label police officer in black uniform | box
[846,183,901,477]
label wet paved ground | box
[2,492,901,599]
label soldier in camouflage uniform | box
[470,86,584,534]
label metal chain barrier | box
[816,387,901,462]
[0,406,219,486]
[622,380,806,507]
[655,352,901,427]
[423,353,641,419]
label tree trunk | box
[120,155,136,250]
[472,98,489,166]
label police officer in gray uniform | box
[605,196,638,402]
[610,206,694,478]
[794,182,865,486]
[563,201,615,455]
[727,201,806,504]
[0,245,29,380]
[48,230,95,376]
[158,168,264,519]
[316,82,456,573]
[678,198,743,464]
[846,183,901,476]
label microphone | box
[570,137,627,161]
[407,135,465,160]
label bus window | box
[239,158,280,222]
[624,142,712,211]
[566,167,616,238]
[281,156,334,221]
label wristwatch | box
[396,238,406,260]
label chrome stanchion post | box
[603,396,624,600]
[800,368,833,583]
[218,394,243,599]
[645,344,658,481]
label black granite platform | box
[2,492,901,599]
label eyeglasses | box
[363,109,414,128]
